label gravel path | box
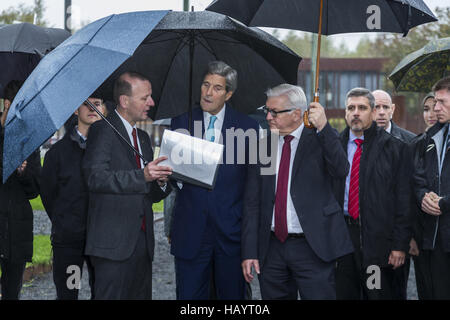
[17,211,417,300]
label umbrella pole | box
[303,0,324,129]
[188,32,194,135]
[84,99,149,165]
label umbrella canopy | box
[206,0,437,36]
[98,10,302,120]
[389,37,450,92]
[0,23,71,97]
[207,0,438,127]
[0,22,71,54]
[2,10,170,182]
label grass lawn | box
[0,235,52,277]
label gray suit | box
[83,111,170,299]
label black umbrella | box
[0,23,71,97]
[206,0,438,127]
[98,10,302,127]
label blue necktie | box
[206,115,217,142]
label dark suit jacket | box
[333,122,412,267]
[242,122,354,267]
[82,111,170,261]
[170,105,259,260]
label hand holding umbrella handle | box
[303,93,319,129]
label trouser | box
[336,222,395,300]
[89,230,153,300]
[391,257,410,300]
[175,220,245,300]
[258,232,336,300]
[427,237,450,300]
[52,245,95,300]
[0,258,26,300]
[412,248,433,300]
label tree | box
[0,0,48,26]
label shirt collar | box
[349,130,364,143]
[386,121,392,134]
[204,103,226,125]
[115,109,137,136]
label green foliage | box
[0,0,47,26]
[30,195,45,211]
[26,234,52,267]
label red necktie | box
[132,128,146,231]
[348,138,363,220]
[274,135,294,243]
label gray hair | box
[265,84,308,112]
[346,87,375,109]
[203,61,238,92]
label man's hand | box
[388,250,406,269]
[242,259,260,283]
[421,192,441,216]
[143,156,172,182]
[307,102,327,131]
[409,238,419,257]
[16,160,27,176]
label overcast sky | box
[0,0,446,51]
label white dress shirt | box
[271,123,304,234]
[115,110,144,168]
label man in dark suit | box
[170,61,259,300]
[242,84,353,300]
[334,88,411,300]
[372,89,416,300]
[83,72,172,299]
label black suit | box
[82,110,170,299]
[388,120,416,300]
[243,122,353,299]
[334,122,412,300]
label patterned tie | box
[132,128,146,231]
[206,115,217,142]
[274,135,294,243]
[348,138,363,220]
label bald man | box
[372,90,416,300]
[372,90,415,143]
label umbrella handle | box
[303,94,319,129]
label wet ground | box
[15,211,417,300]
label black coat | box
[41,127,88,247]
[333,122,412,268]
[390,121,416,144]
[414,122,450,252]
[0,128,41,262]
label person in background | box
[41,93,106,299]
[409,92,437,300]
[334,87,411,300]
[0,80,41,300]
[413,77,450,299]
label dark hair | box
[4,80,24,102]
[345,87,375,109]
[113,71,149,105]
[432,76,450,93]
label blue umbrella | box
[2,10,169,182]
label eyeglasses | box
[262,105,295,117]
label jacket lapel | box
[108,111,139,168]
[291,127,314,179]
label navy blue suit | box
[170,104,259,299]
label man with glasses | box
[242,84,353,299]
